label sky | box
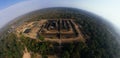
[0,0,25,10]
[0,0,120,35]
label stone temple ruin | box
[16,19,84,43]
[40,19,78,39]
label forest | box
[0,7,119,58]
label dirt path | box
[23,47,31,58]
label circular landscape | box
[0,7,119,58]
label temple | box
[39,19,78,39]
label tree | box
[62,51,70,58]
[38,35,44,41]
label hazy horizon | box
[0,0,120,35]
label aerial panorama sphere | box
[0,7,119,58]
